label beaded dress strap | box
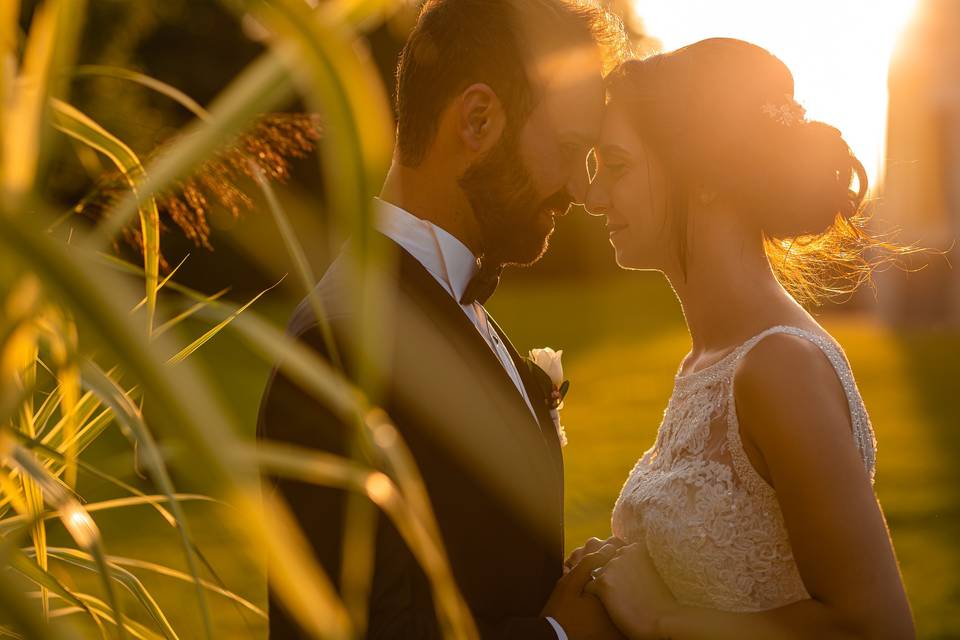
[724,326,877,496]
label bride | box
[568,39,915,639]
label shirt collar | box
[373,197,479,304]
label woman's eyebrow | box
[599,144,631,158]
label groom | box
[257,1,627,637]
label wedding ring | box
[590,566,603,580]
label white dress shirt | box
[373,198,567,640]
[374,198,538,419]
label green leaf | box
[2,0,86,199]
[66,553,266,619]
[3,440,127,638]
[152,288,230,338]
[165,280,281,365]
[5,544,100,638]
[50,98,159,335]
[8,428,177,527]
[59,592,162,640]
[0,494,218,536]
[42,548,178,640]
[79,361,214,636]
[72,66,208,120]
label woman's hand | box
[564,536,625,574]
[584,543,679,640]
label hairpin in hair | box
[761,96,807,127]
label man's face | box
[459,46,605,267]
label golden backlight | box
[633,0,920,189]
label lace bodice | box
[611,326,877,612]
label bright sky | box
[632,0,920,188]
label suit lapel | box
[484,314,563,463]
[392,244,549,442]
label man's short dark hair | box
[394,0,628,167]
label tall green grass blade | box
[166,279,281,365]
[1,0,85,200]
[72,66,208,120]
[8,428,177,527]
[48,591,161,640]
[0,579,63,640]
[3,0,57,197]
[340,491,376,634]
[132,255,191,314]
[31,379,63,438]
[251,440,477,639]
[6,545,102,636]
[0,1,19,166]
[248,163,344,372]
[0,207,354,638]
[3,439,127,638]
[54,406,115,467]
[79,361,215,639]
[46,312,80,489]
[243,0,394,394]
[50,99,160,335]
[152,288,230,339]
[91,555,266,619]
[39,387,102,449]
[42,548,178,640]
[12,340,49,621]
[0,495,218,536]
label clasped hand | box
[559,536,681,640]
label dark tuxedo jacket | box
[256,237,565,638]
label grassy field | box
[62,271,959,638]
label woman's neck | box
[665,210,805,358]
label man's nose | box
[567,168,590,206]
[584,185,609,217]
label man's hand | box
[543,544,627,639]
[564,536,625,574]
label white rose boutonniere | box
[526,347,570,447]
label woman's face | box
[585,101,671,271]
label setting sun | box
[633,0,921,188]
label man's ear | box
[458,83,506,154]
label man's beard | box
[459,131,572,268]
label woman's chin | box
[612,244,632,270]
[612,243,645,271]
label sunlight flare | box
[633,0,921,187]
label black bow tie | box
[460,258,503,306]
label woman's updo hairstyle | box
[606,38,897,304]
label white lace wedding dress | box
[611,325,877,612]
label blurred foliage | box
[1,0,477,637]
